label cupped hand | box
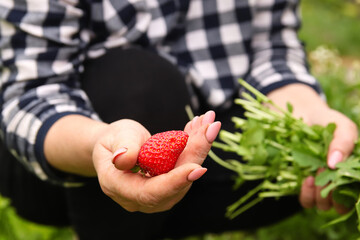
[92,111,221,213]
[267,84,358,213]
[298,107,357,214]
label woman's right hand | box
[92,111,221,213]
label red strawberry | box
[137,130,189,176]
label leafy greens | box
[210,79,360,230]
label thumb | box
[327,120,358,169]
[111,121,151,171]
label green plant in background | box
[309,46,360,125]
[299,0,360,58]
[0,196,74,240]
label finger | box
[190,116,199,130]
[112,120,151,170]
[331,193,351,215]
[137,163,206,212]
[149,163,206,195]
[327,113,358,169]
[206,121,221,143]
[315,185,332,211]
[199,111,221,142]
[185,111,220,143]
[299,176,316,208]
[183,116,196,133]
[112,141,141,171]
[184,111,215,133]
[313,168,332,211]
[187,167,208,181]
[201,110,216,126]
[179,111,220,166]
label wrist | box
[44,114,108,177]
[266,83,328,121]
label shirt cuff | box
[249,78,323,98]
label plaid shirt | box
[0,0,322,185]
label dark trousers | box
[0,47,301,240]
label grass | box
[299,0,360,58]
[1,0,360,239]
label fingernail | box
[202,111,215,125]
[328,150,343,169]
[187,168,207,182]
[206,121,221,143]
[112,147,128,164]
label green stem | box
[238,79,288,115]
[264,139,290,152]
[259,191,295,198]
[227,197,263,220]
[211,141,236,152]
[185,105,194,120]
[208,149,236,171]
[219,130,241,143]
[238,79,271,104]
[227,183,263,216]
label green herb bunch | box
[210,79,360,230]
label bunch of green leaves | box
[210,79,360,230]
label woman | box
[0,0,356,239]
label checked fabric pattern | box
[0,0,322,185]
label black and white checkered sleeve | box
[245,0,323,96]
[0,1,98,185]
[166,0,251,109]
[160,0,323,110]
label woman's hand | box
[92,111,221,213]
[267,84,358,213]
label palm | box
[93,111,220,213]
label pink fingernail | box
[187,168,207,182]
[328,150,343,169]
[202,111,215,125]
[112,147,128,164]
[206,121,221,143]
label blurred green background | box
[1,0,360,239]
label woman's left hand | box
[267,83,358,214]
